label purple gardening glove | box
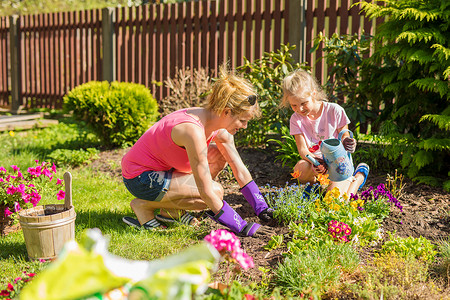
[240,180,274,222]
[343,137,357,153]
[206,201,273,237]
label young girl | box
[121,68,273,237]
[281,69,369,196]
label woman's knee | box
[212,181,224,199]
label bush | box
[63,81,159,148]
[236,44,307,146]
[359,0,450,189]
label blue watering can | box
[305,130,355,182]
[319,129,354,182]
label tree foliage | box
[355,0,450,189]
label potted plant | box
[0,160,65,235]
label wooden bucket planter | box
[19,172,76,260]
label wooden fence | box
[0,0,376,111]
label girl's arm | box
[171,123,223,213]
[294,133,327,173]
[294,133,314,160]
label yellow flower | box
[9,131,15,137]
[350,201,358,210]
[342,193,349,201]
[357,199,364,207]
[331,187,341,198]
[316,173,330,186]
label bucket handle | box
[338,129,353,141]
[63,172,73,210]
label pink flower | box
[233,250,254,270]
[0,289,10,296]
[30,192,41,206]
[0,166,6,173]
[7,283,14,291]
[4,208,13,217]
[16,184,26,194]
[26,273,36,277]
[14,202,20,212]
[204,229,254,270]
[13,277,22,284]
[11,165,19,172]
[56,178,63,185]
[6,186,16,195]
[57,190,65,200]
[42,168,53,179]
[52,163,57,173]
[17,171,23,179]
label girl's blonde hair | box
[280,69,328,108]
[206,66,261,118]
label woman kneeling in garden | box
[121,68,273,237]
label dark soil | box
[89,146,450,293]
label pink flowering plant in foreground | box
[0,160,65,222]
[204,229,254,270]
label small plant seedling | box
[264,235,284,251]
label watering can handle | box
[63,172,73,210]
[306,154,321,167]
[338,129,353,141]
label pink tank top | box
[122,108,219,179]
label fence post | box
[9,15,22,113]
[288,0,306,64]
[102,7,116,82]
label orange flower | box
[291,170,301,179]
[316,173,330,186]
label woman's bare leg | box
[207,143,228,180]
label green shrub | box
[47,148,100,167]
[236,44,307,146]
[358,0,450,189]
[63,81,159,148]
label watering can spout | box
[320,130,354,182]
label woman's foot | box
[122,216,166,230]
[156,209,199,225]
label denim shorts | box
[123,170,172,202]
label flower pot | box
[19,172,76,260]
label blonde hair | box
[206,66,261,118]
[280,69,328,108]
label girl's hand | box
[312,157,327,174]
[343,137,356,153]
